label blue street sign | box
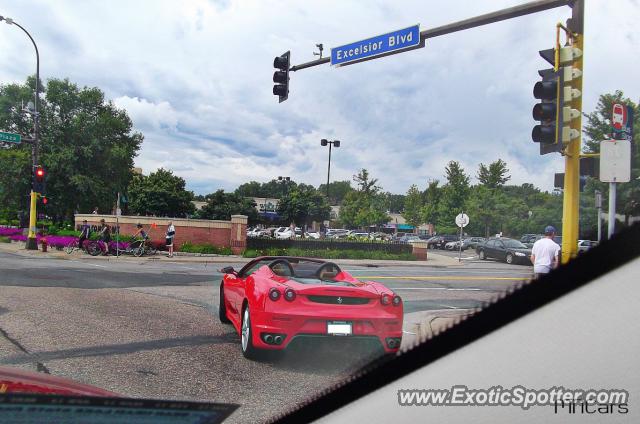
[331,24,422,67]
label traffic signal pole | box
[26,190,38,249]
[560,0,583,264]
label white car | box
[275,227,302,239]
[578,240,597,253]
[445,240,463,250]
[305,231,320,239]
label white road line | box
[69,260,107,268]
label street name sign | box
[331,24,422,67]
[455,213,470,228]
[600,140,631,183]
[0,131,21,144]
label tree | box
[317,180,353,205]
[0,77,142,222]
[477,159,510,188]
[276,186,330,227]
[437,161,470,230]
[235,179,297,198]
[402,185,423,232]
[420,180,441,226]
[339,169,389,229]
[196,190,258,223]
[383,192,405,213]
[127,168,195,217]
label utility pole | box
[1,16,42,250]
[321,139,340,202]
[595,190,602,242]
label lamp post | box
[277,176,290,197]
[1,15,41,250]
[320,139,340,203]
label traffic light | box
[41,196,48,206]
[33,165,46,194]
[273,51,290,103]
[532,46,582,155]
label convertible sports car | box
[218,257,403,359]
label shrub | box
[179,242,233,255]
[0,236,10,243]
[242,247,415,261]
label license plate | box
[327,321,352,335]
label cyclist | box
[98,219,111,255]
[131,223,148,250]
[78,220,91,252]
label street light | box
[1,15,41,250]
[320,139,340,202]
[277,176,291,197]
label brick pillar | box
[412,240,428,261]
[230,215,248,255]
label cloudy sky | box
[1,0,638,195]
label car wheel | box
[479,250,486,260]
[241,305,260,360]
[218,284,231,324]
[506,253,514,264]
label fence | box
[246,237,412,254]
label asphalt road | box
[0,249,532,423]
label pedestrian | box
[92,206,99,215]
[530,225,561,278]
[289,222,296,239]
[78,219,91,251]
[165,221,176,258]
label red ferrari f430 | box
[218,257,403,359]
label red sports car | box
[218,257,403,359]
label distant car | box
[520,234,538,244]
[305,231,320,239]
[578,240,597,252]
[525,234,562,248]
[275,227,301,239]
[399,234,421,243]
[444,240,462,250]
[428,235,458,249]
[476,237,532,264]
[218,257,403,359]
[462,237,486,250]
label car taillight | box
[392,295,402,306]
[381,293,391,305]
[269,288,281,301]
[284,288,296,301]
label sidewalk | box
[400,308,475,351]
[0,241,462,268]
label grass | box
[242,247,415,261]
[0,236,10,243]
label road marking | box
[69,260,107,268]
[359,276,527,281]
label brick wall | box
[75,214,248,254]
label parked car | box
[444,240,462,250]
[520,234,538,244]
[275,227,301,239]
[476,237,532,264]
[525,234,562,248]
[399,234,421,244]
[305,231,320,239]
[462,237,486,250]
[218,257,403,359]
[428,235,458,249]
[578,240,598,252]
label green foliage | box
[339,169,390,228]
[582,91,640,228]
[0,236,10,243]
[276,186,330,226]
[402,185,422,230]
[196,189,258,223]
[437,161,470,229]
[0,77,143,222]
[179,242,233,255]
[383,192,405,213]
[242,247,415,261]
[235,179,297,198]
[317,180,353,205]
[127,168,195,217]
[477,159,511,189]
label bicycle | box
[131,237,158,257]
[65,239,101,256]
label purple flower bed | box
[0,227,23,237]
[109,241,130,250]
[45,236,79,249]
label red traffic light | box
[42,196,48,205]
[35,166,45,180]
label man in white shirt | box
[530,226,561,278]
